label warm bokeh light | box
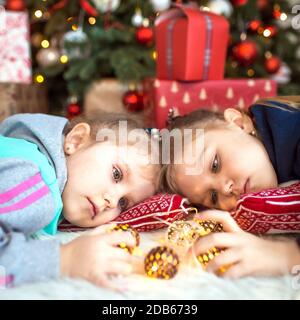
[35,74,44,83]
[41,40,50,48]
[88,17,96,25]
[247,69,255,77]
[240,32,247,41]
[263,29,271,37]
[265,51,272,59]
[142,18,150,27]
[60,55,69,64]
[201,6,210,11]
[34,10,43,19]
[280,13,287,21]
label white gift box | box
[0,9,32,84]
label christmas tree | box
[24,0,300,115]
[200,0,300,95]
[27,0,159,114]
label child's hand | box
[60,224,136,289]
[192,210,300,278]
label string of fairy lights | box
[112,215,226,280]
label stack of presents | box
[0,4,277,127]
[143,4,277,129]
[0,7,48,123]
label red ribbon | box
[49,0,98,17]
[48,0,69,13]
[48,0,125,30]
[79,0,99,17]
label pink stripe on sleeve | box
[0,185,49,214]
[0,173,42,205]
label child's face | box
[172,124,278,212]
[62,140,156,228]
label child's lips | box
[87,197,100,220]
[243,178,250,194]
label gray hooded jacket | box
[0,113,68,286]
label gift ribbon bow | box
[166,9,213,80]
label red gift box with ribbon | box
[143,78,277,129]
[155,4,229,81]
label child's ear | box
[64,123,91,155]
[223,108,255,134]
[223,108,244,128]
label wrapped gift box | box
[0,83,48,123]
[0,10,32,83]
[84,79,129,115]
[155,4,229,81]
[143,78,277,128]
[84,78,144,125]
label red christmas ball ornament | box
[257,0,269,11]
[232,40,258,66]
[265,56,281,74]
[247,20,262,34]
[67,102,81,119]
[273,9,281,19]
[135,26,154,46]
[230,0,248,7]
[5,0,25,11]
[122,90,144,112]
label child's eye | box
[112,166,123,182]
[118,197,128,212]
[211,155,219,173]
[211,190,218,206]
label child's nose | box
[223,180,234,196]
[103,194,118,209]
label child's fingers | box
[206,248,241,274]
[92,274,112,289]
[108,247,136,261]
[193,232,239,255]
[130,255,145,274]
[108,261,133,276]
[195,210,242,233]
[222,261,249,279]
[105,231,137,247]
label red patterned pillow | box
[58,194,192,232]
[113,193,192,232]
[231,181,300,234]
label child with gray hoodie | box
[0,113,160,288]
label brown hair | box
[158,109,225,193]
[158,107,253,194]
[63,111,144,141]
[168,108,225,131]
[64,111,162,190]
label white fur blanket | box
[0,230,300,300]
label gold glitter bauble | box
[196,246,223,267]
[144,246,179,279]
[193,218,223,236]
[111,224,140,254]
[167,220,199,247]
[192,219,224,268]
